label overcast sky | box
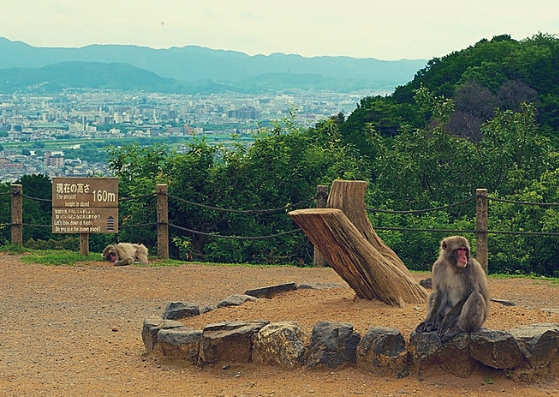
[2,0,558,60]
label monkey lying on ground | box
[415,236,489,342]
[102,243,149,266]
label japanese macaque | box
[102,243,148,266]
[415,236,489,342]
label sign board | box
[52,177,118,234]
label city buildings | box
[0,89,375,182]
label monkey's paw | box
[415,321,437,333]
[438,325,462,342]
[114,260,130,266]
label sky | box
[2,0,558,61]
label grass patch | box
[0,245,298,268]
[19,250,103,266]
[1,245,102,265]
[0,244,29,254]
[489,272,559,284]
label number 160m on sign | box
[92,190,117,202]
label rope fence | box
[6,183,559,268]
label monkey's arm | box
[438,296,467,341]
[415,292,445,332]
[114,257,134,266]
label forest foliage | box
[3,33,559,276]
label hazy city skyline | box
[2,0,558,60]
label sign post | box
[52,177,118,255]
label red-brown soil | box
[1,252,558,396]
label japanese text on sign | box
[52,177,118,234]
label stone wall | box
[141,285,559,381]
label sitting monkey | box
[102,243,149,266]
[415,236,489,342]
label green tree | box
[365,91,559,274]
[488,168,559,276]
[16,174,53,243]
[475,103,557,195]
[0,181,11,244]
[107,143,170,248]
[106,114,369,264]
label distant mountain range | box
[0,37,427,94]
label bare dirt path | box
[0,252,558,397]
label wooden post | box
[313,185,328,267]
[157,184,169,259]
[476,188,489,273]
[80,233,89,256]
[11,184,23,246]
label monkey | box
[102,243,149,266]
[415,236,489,342]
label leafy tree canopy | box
[342,32,559,152]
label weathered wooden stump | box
[289,180,427,307]
[326,180,411,276]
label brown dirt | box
[1,252,558,397]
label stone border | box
[141,283,559,381]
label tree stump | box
[289,180,428,307]
[326,180,411,276]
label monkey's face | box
[454,247,468,267]
[105,252,117,262]
[441,236,471,268]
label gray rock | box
[199,305,214,314]
[470,329,525,369]
[509,323,559,368]
[419,278,432,289]
[199,320,270,364]
[157,328,202,364]
[296,282,345,290]
[244,283,297,298]
[436,332,475,378]
[217,294,257,308]
[356,327,408,378]
[305,321,361,369]
[162,301,200,320]
[491,298,516,306]
[141,317,186,351]
[252,321,306,367]
[409,331,474,378]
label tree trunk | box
[289,208,428,307]
[326,180,412,276]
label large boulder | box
[157,328,202,364]
[199,320,270,364]
[470,329,525,370]
[409,331,475,379]
[356,327,408,378]
[509,323,559,381]
[305,321,361,369]
[252,321,306,367]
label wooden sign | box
[52,177,118,234]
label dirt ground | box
[1,252,558,397]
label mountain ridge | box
[0,37,427,93]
